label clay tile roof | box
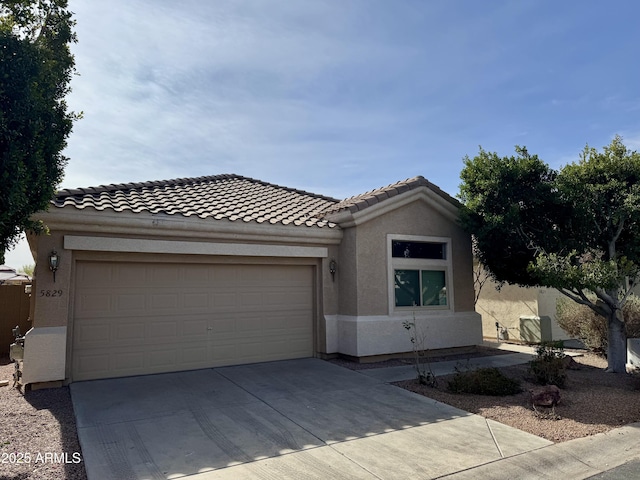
[52,174,341,229]
[321,175,460,216]
[52,174,458,228]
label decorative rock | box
[530,385,561,407]
[562,356,580,370]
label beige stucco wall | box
[326,196,482,356]
[29,231,70,329]
[349,199,476,316]
[337,227,358,316]
[476,276,570,342]
[477,279,539,341]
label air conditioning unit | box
[519,315,552,343]
[627,338,640,371]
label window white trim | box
[387,234,454,315]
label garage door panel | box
[183,319,208,336]
[144,265,178,285]
[115,293,146,312]
[147,348,178,368]
[267,290,311,307]
[183,346,208,364]
[183,293,209,309]
[72,261,314,381]
[114,264,150,286]
[74,353,113,379]
[76,293,112,316]
[78,263,114,285]
[115,322,146,340]
[184,265,210,284]
[147,321,178,340]
[149,293,178,309]
[74,323,111,346]
[212,292,238,308]
[112,351,146,372]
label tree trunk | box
[606,309,627,373]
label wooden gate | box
[0,285,31,355]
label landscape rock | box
[530,385,561,407]
[562,355,580,370]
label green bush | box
[447,367,522,396]
[528,342,567,387]
[556,294,640,355]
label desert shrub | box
[447,367,522,396]
[556,294,640,355]
[625,295,640,338]
[528,342,567,387]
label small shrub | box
[447,367,522,396]
[556,294,640,355]
[528,342,567,388]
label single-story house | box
[21,174,481,386]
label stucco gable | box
[323,176,461,227]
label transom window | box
[388,236,452,312]
[391,240,446,260]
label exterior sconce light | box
[49,250,60,282]
[329,259,337,282]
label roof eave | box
[34,207,343,246]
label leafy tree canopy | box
[459,146,567,286]
[0,0,77,263]
[460,136,640,372]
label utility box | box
[519,315,552,343]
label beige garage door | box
[72,261,314,381]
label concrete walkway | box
[441,423,640,479]
[360,352,538,382]
[360,341,582,383]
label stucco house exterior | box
[21,174,481,387]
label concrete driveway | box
[70,358,551,479]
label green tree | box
[0,0,77,263]
[459,136,640,373]
[19,263,34,276]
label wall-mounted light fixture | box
[329,259,337,282]
[49,250,60,282]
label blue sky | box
[6,0,640,267]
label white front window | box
[388,235,453,313]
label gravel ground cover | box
[0,357,87,480]
[330,348,640,443]
[391,352,640,443]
